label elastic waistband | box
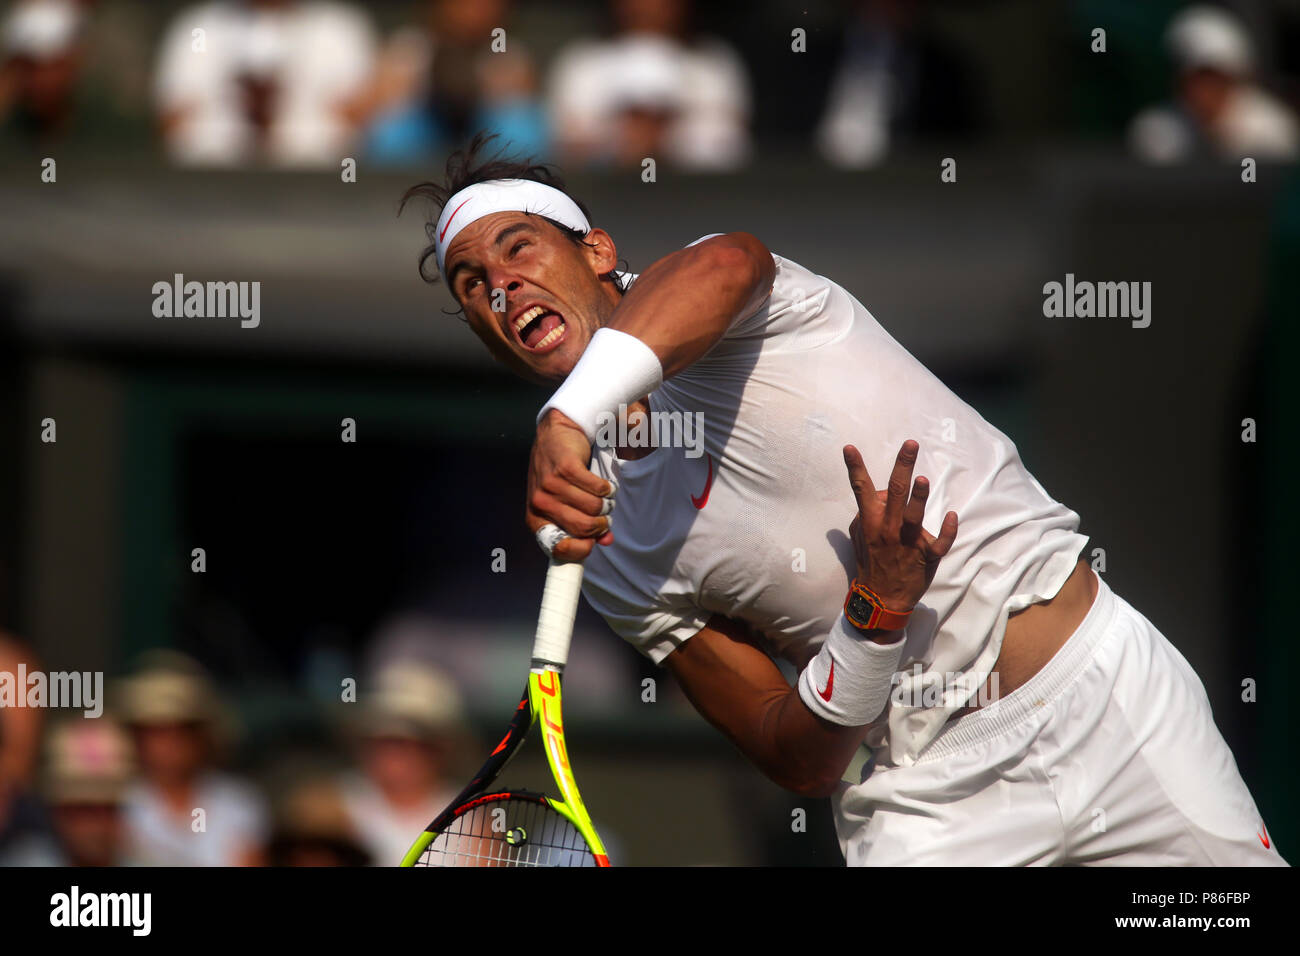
[917,568,1117,763]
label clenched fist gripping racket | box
[400,559,610,867]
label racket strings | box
[419,796,596,867]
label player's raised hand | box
[843,440,958,612]
[527,409,616,561]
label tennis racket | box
[400,558,610,867]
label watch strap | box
[844,579,912,632]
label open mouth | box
[512,304,567,352]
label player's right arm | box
[527,233,774,561]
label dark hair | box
[400,132,621,288]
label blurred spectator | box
[152,0,377,167]
[263,778,371,866]
[548,0,751,170]
[363,0,545,164]
[0,631,42,788]
[1129,5,1299,163]
[0,0,154,149]
[338,664,469,866]
[0,631,62,865]
[118,650,268,866]
[0,0,85,143]
[816,0,984,168]
[42,716,136,866]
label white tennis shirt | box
[581,239,1088,766]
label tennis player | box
[405,136,1285,866]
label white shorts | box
[833,570,1288,866]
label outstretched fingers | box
[929,510,959,559]
[842,445,878,521]
[901,475,928,545]
[882,440,919,536]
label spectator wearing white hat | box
[43,716,137,867]
[117,651,268,866]
[1129,4,1299,163]
[0,0,85,141]
[338,664,471,866]
[548,0,751,170]
[153,0,378,167]
[262,777,372,867]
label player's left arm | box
[663,612,876,798]
[665,440,959,797]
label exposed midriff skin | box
[949,558,1099,720]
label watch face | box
[845,591,875,629]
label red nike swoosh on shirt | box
[439,198,473,242]
[690,454,714,509]
[1260,824,1271,849]
[818,660,834,702]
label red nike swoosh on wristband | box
[1260,824,1271,849]
[818,660,834,702]
[691,454,714,509]
[439,198,473,242]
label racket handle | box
[531,559,585,669]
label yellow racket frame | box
[400,667,608,867]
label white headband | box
[434,179,591,276]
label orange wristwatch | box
[844,579,912,632]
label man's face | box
[442,212,620,384]
[132,722,206,782]
[53,803,123,867]
[363,735,443,797]
[1179,67,1237,128]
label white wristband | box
[798,614,907,727]
[538,328,663,443]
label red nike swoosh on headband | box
[1260,824,1271,849]
[439,198,473,242]
[690,454,714,509]
[818,660,834,702]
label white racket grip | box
[531,559,585,668]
